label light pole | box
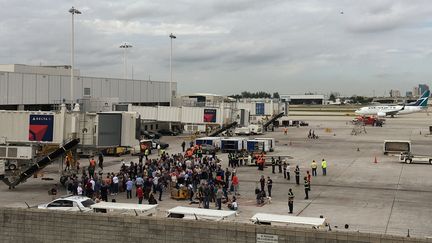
[119,43,132,79]
[69,6,81,108]
[169,33,176,106]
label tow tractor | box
[399,152,432,164]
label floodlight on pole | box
[169,33,176,106]
[119,43,133,79]
[69,6,81,108]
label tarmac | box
[1,113,432,238]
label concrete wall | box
[0,207,427,243]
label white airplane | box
[355,90,430,117]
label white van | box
[91,202,158,216]
[167,206,236,221]
[251,213,327,229]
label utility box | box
[0,145,36,160]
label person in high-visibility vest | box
[288,188,294,214]
[144,148,149,160]
[321,159,327,176]
[311,160,318,176]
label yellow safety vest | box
[321,160,327,168]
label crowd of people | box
[61,140,329,215]
[62,144,240,211]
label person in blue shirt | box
[126,178,133,199]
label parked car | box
[201,144,218,154]
[38,196,95,212]
[158,129,179,136]
[141,131,162,139]
[151,139,169,150]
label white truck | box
[234,124,264,136]
[0,159,5,179]
[399,152,432,164]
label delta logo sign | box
[29,115,54,142]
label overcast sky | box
[1,0,432,96]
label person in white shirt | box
[112,175,119,195]
[77,184,83,195]
[286,164,291,181]
[90,178,95,191]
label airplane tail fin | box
[411,90,430,107]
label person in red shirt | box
[232,174,239,195]
[137,186,144,204]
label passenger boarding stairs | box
[209,122,238,137]
[1,138,80,189]
[263,112,284,131]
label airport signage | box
[256,233,278,243]
[29,114,54,142]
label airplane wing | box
[384,105,405,116]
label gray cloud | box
[0,0,432,96]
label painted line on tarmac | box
[385,163,404,234]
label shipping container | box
[195,137,221,148]
[246,139,270,152]
[255,138,275,152]
[383,140,411,155]
[221,138,247,152]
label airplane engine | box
[377,112,386,117]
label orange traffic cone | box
[374,156,378,163]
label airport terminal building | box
[0,64,176,110]
[280,94,325,105]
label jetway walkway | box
[1,138,80,189]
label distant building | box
[389,89,401,98]
[413,87,420,96]
[406,91,413,97]
[418,84,430,96]
[280,94,325,105]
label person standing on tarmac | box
[321,159,327,176]
[98,153,104,170]
[311,160,317,176]
[283,161,287,179]
[286,163,291,180]
[271,157,275,174]
[259,175,266,192]
[278,157,282,173]
[294,165,300,185]
[267,177,273,197]
[304,177,310,199]
[181,141,186,152]
[288,188,294,214]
